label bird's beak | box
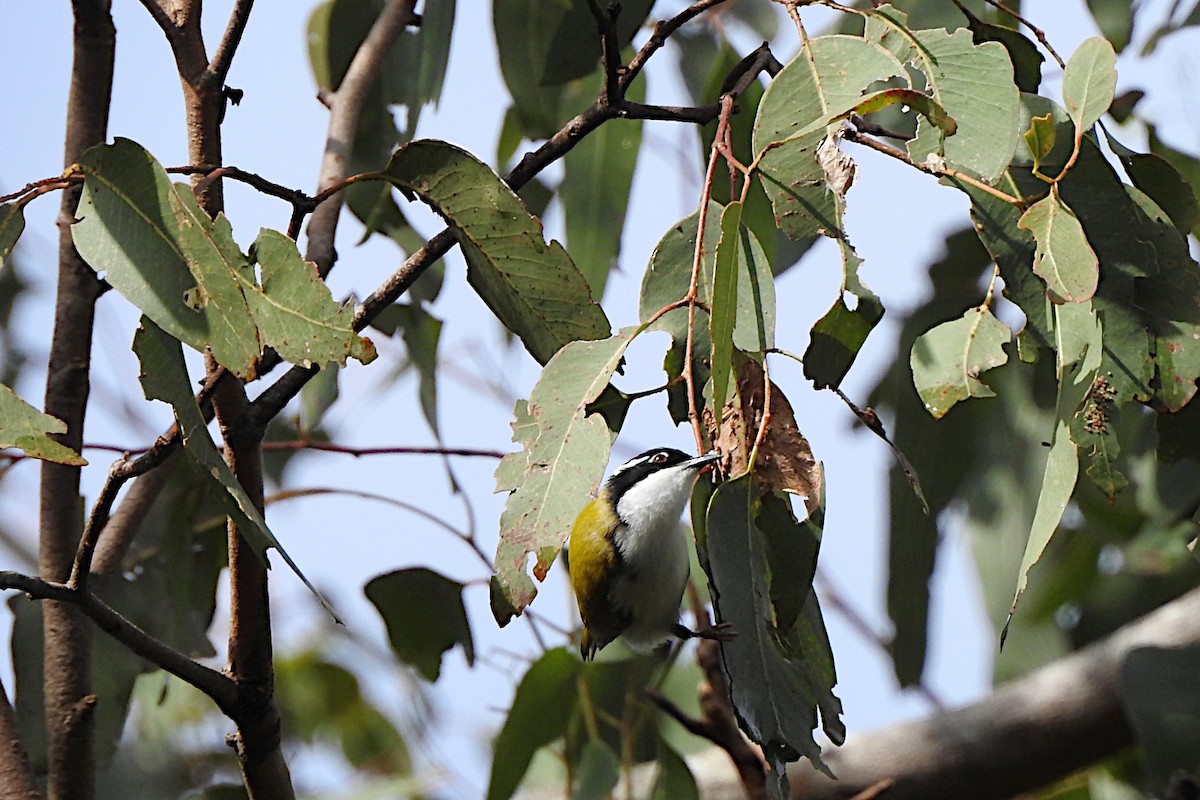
[685,452,721,473]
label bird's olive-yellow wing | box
[567,492,628,659]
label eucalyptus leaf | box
[487,649,582,800]
[491,331,632,623]
[911,306,1011,419]
[0,203,23,270]
[365,568,474,682]
[0,382,85,466]
[380,139,610,365]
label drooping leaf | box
[753,35,906,241]
[0,382,85,466]
[365,568,474,682]
[561,70,644,299]
[650,740,699,800]
[379,139,610,365]
[1107,133,1200,235]
[640,204,721,424]
[705,475,836,776]
[133,319,337,619]
[1018,191,1100,303]
[866,6,1021,182]
[710,202,744,418]
[756,491,822,635]
[1061,37,1118,134]
[487,649,582,800]
[0,203,24,270]
[570,741,621,800]
[372,302,443,434]
[491,332,631,623]
[1004,302,1102,641]
[910,305,1011,419]
[804,239,883,390]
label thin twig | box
[264,485,495,571]
[841,124,1026,209]
[586,0,623,107]
[623,0,729,91]
[979,0,1065,68]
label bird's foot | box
[674,622,737,643]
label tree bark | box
[38,4,114,799]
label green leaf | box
[379,139,610,365]
[867,7,1022,182]
[1107,134,1200,235]
[1118,645,1200,792]
[640,205,721,424]
[72,139,372,379]
[956,3,1044,92]
[367,302,443,434]
[276,651,410,774]
[1004,301,1102,641]
[1023,113,1056,173]
[248,229,376,366]
[0,383,85,465]
[487,649,582,800]
[910,306,1011,419]
[705,475,836,776]
[1061,37,1118,134]
[753,35,906,241]
[365,568,474,682]
[1085,0,1134,53]
[493,0,652,89]
[756,491,821,635]
[710,202,744,418]
[133,319,337,618]
[491,332,631,623]
[561,71,644,298]
[0,203,24,270]
[804,240,883,390]
[570,741,620,800]
[650,740,699,800]
[1018,191,1100,303]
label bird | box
[567,447,734,660]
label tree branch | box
[208,0,255,84]
[39,3,115,797]
[0,674,40,800]
[303,0,418,277]
[0,572,239,718]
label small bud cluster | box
[1083,375,1117,435]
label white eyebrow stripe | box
[610,454,652,476]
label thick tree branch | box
[304,0,418,277]
[39,3,115,798]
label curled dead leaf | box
[704,354,822,513]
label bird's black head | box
[604,448,700,504]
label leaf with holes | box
[911,306,1011,419]
[491,331,632,624]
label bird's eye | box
[651,452,668,464]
